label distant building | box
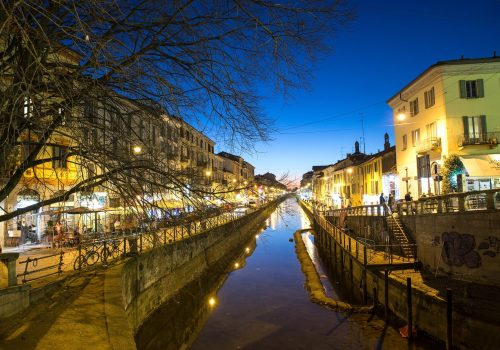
[311,135,397,208]
[387,57,500,198]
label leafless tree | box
[0,0,353,225]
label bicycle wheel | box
[86,251,100,266]
[74,255,85,271]
[111,243,121,259]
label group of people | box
[379,192,414,212]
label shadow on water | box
[136,198,438,350]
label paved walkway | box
[0,262,135,350]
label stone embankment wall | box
[300,202,500,349]
[399,211,500,285]
[120,200,282,334]
[337,210,500,286]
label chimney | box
[384,132,390,151]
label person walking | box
[405,192,412,202]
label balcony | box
[458,132,499,148]
[416,137,441,154]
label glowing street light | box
[205,170,212,176]
[397,112,406,121]
[132,145,142,154]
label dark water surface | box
[137,199,435,350]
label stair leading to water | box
[386,215,415,259]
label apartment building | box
[311,136,397,208]
[387,57,500,198]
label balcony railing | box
[416,137,441,154]
[458,132,499,147]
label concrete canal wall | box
[118,200,282,335]
[399,211,500,286]
[300,201,500,349]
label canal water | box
[136,198,436,350]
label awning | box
[460,155,500,177]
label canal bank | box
[147,198,436,349]
[300,200,500,349]
[0,198,284,350]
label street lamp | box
[132,145,142,154]
[397,112,407,122]
[205,170,212,177]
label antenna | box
[360,113,366,154]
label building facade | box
[387,57,500,198]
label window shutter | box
[424,91,428,108]
[459,80,466,98]
[477,79,484,97]
[480,115,487,134]
[462,116,469,135]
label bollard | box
[384,270,389,321]
[0,253,20,287]
[407,277,413,341]
[447,288,453,350]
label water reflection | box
[137,199,436,350]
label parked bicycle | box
[100,238,122,262]
[74,244,100,270]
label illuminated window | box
[411,129,420,147]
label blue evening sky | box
[240,0,500,184]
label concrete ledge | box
[294,230,373,313]
[0,284,31,319]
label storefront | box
[459,155,500,191]
[6,189,41,246]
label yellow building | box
[388,57,500,198]
[312,137,397,208]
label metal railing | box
[395,189,500,215]
[14,198,281,285]
[416,137,441,154]
[18,252,65,283]
[458,132,499,147]
[311,207,416,265]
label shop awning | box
[60,207,102,214]
[460,155,500,177]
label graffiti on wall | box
[477,236,500,258]
[441,233,500,268]
[441,232,481,268]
